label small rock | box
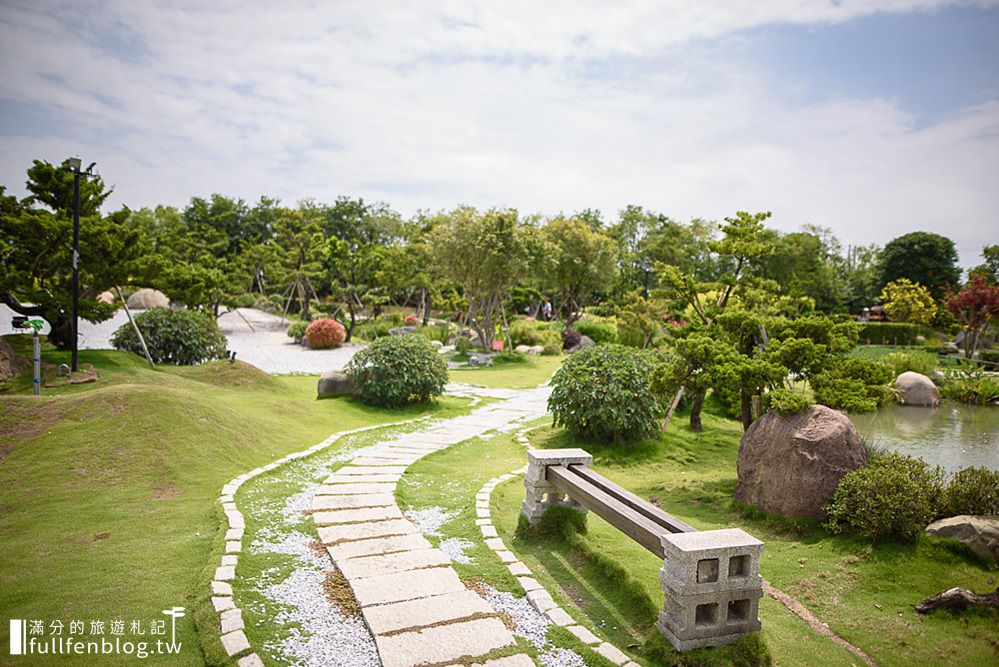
[894,371,941,407]
[926,515,999,563]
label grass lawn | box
[450,354,564,388]
[0,343,470,665]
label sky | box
[1,0,997,268]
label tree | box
[969,245,999,284]
[880,278,937,325]
[430,207,531,347]
[541,215,618,324]
[880,232,960,300]
[946,274,999,357]
[273,207,325,320]
[0,160,139,348]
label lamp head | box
[66,157,82,171]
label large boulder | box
[736,405,867,519]
[567,335,595,354]
[126,288,169,310]
[0,337,26,383]
[895,371,941,407]
[926,515,999,563]
[317,369,359,398]
[96,290,116,305]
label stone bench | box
[520,448,763,651]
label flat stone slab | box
[324,473,402,484]
[334,466,408,475]
[312,506,403,525]
[566,624,600,645]
[361,589,494,635]
[458,655,537,667]
[315,482,397,495]
[327,533,432,560]
[375,617,515,667]
[351,456,418,467]
[594,642,631,665]
[318,519,415,544]
[220,629,250,657]
[312,493,396,510]
[350,567,466,606]
[338,548,451,580]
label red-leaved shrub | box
[404,314,421,325]
[305,318,346,349]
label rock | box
[468,353,493,366]
[514,345,532,354]
[388,326,418,335]
[925,515,999,563]
[317,369,358,398]
[567,335,595,354]
[126,288,169,310]
[0,337,26,383]
[944,341,960,354]
[429,340,443,348]
[527,345,544,356]
[736,405,867,519]
[96,290,116,305]
[915,335,927,344]
[438,345,455,354]
[895,371,941,407]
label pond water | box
[850,402,999,473]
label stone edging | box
[473,425,639,667]
[209,416,429,667]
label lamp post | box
[66,158,95,373]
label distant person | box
[542,300,552,321]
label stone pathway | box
[310,387,551,667]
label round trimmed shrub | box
[111,307,227,365]
[305,318,346,349]
[345,335,448,407]
[824,452,944,542]
[548,344,663,443]
[404,314,421,325]
[573,316,618,345]
[286,320,308,344]
[942,467,999,516]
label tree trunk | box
[916,587,999,615]
[740,389,754,431]
[344,302,356,342]
[422,288,431,327]
[689,390,705,433]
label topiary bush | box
[824,451,944,542]
[111,308,227,365]
[942,467,999,516]
[763,388,812,416]
[537,328,563,355]
[857,322,931,345]
[573,316,618,345]
[811,357,894,413]
[305,318,346,349]
[286,320,308,344]
[345,335,448,407]
[548,344,663,443]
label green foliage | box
[977,349,999,365]
[857,321,930,345]
[417,324,452,344]
[825,452,945,542]
[537,328,563,355]
[764,388,812,416]
[515,505,587,542]
[811,357,894,412]
[508,318,550,346]
[941,360,999,405]
[345,334,448,407]
[111,308,227,365]
[286,320,308,343]
[305,318,346,349]
[881,349,938,376]
[881,278,937,325]
[573,316,618,344]
[548,344,663,443]
[540,215,618,320]
[942,467,999,517]
[880,231,961,300]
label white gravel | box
[483,585,586,667]
[404,506,460,537]
[438,537,475,564]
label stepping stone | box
[225,528,244,541]
[315,482,396,495]
[212,581,233,596]
[546,607,574,626]
[484,538,505,550]
[221,609,244,633]
[361,589,494,635]
[215,566,235,581]
[481,525,498,538]
[507,562,531,576]
[516,577,542,592]
[327,533,432,560]
[496,550,517,563]
[338,548,452,580]
[313,493,395,510]
[526,589,557,612]
[375,617,515,667]
[461,655,537,667]
[594,642,631,665]
[312,506,403,525]
[318,519,415,544]
[334,466,408,475]
[365,451,424,460]
[237,654,264,667]
[350,567,466,606]
[220,629,250,657]
[324,473,401,484]
[352,457,417,467]
[565,624,600,645]
[212,596,234,612]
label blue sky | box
[0,0,997,268]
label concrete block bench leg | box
[520,448,592,526]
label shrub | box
[941,360,999,405]
[881,349,938,376]
[111,308,227,365]
[764,388,812,416]
[942,467,999,516]
[857,322,930,345]
[977,349,999,365]
[305,318,346,349]
[345,335,448,407]
[548,344,663,443]
[417,324,452,344]
[811,357,894,412]
[404,314,421,326]
[537,329,563,355]
[509,318,552,347]
[573,316,618,345]
[286,320,308,344]
[562,329,581,350]
[825,452,944,542]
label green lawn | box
[0,345,470,665]
[450,354,564,388]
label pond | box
[850,402,999,473]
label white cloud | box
[1,0,997,267]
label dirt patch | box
[322,569,361,617]
[308,539,328,559]
[149,483,180,500]
[0,398,74,444]
[42,362,99,388]
[76,531,111,543]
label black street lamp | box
[66,158,95,373]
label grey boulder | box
[567,335,595,354]
[126,288,169,310]
[926,515,999,563]
[895,371,941,407]
[317,369,358,398]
